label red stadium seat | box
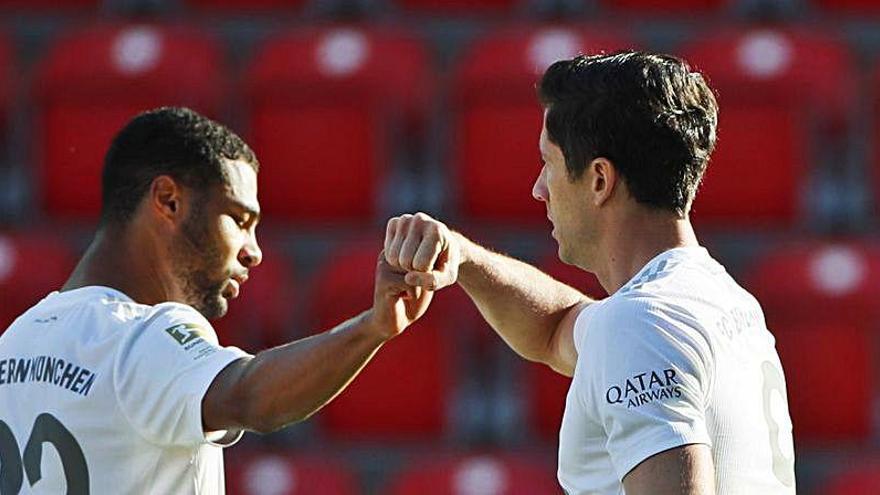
[819,461,880,495]
[771,321,871,443]
[679,27,857,228]
[212,243,296,354]
[225,451,361,495]
[32,24,226,220]
[453,26,634,224]
[746,241,880,323]
[814,0,880,14]
[0,0,97,10]
[386,453,559,494]
[185,0,305,12]
[526,249,607,439]
[0,231,76,332]
[872,62,880,213]
[395,0,518,14]
[244,27,432,224]
[307,241,452,439]
[0,33,12,147]
[745,241,880,442]
[600,0,727,14]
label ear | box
[587,157,618,207]
[148,175,186,226]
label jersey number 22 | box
[0,413,88,494]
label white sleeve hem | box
[614,428,712,481]
[205,428,244,447]
[188,348,251,446]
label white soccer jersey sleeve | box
[581,297,714,480]
[114,302,249,447]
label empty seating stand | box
[871,60,880,215]
[32,24,226,220]
[184,0,306,13]
[814,0,880,14]
[453,25,634,225]
[0,33,12,158]
[680,27,857,229]
[244,26,432,225]
[225,450,361,495]
[745,240,880,443]
[0,231,75,332]
[394,0,519,14]
[600,0,727,15]
[386,453,559,494]
[0,0,97,10]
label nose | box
[532,166,549,203]
[239,234,263,269]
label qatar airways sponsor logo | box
[605,368,682,409]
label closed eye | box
[232,213,251,228]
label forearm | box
[455,233,590,363]
[223,310,387,433]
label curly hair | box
[100,107,259,225]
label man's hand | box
[384,212,462,291]
[367,252,434,341]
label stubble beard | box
[171,201,229,320]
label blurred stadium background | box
[0,0,878,493]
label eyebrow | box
[231,200,261,222]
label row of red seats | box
[222,449,880,494]
[225,450,560,494]
[2,0,879,15]
[1,229,878,445]
[0,24,874,227]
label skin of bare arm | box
[623,444,716,495]
[202,254,432,434]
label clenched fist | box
[383,213,462,291]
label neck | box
[593,208,699,294]
[63,223,175,305]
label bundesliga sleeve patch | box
[163,323,218,360]
[604,368,683,409]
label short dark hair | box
[538,51,718,216]
[100,107,259,225]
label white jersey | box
[0,286,250,494]
[558,247,795,495]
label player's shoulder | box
[83,288,202,324]
[585,279,713,353]
[141,302,218,345]
[587,291,660,337]
[109,297,219,359]
[619,247,723,295]
[147,301,209,325]
[582,291,715,379]
[52,287,208,335]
